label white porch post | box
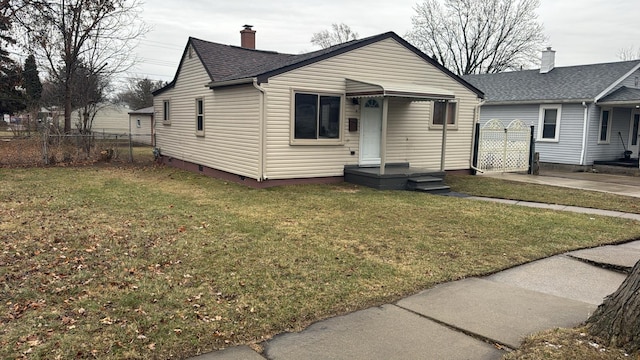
[440,100,448,171]
[380,97,389,175]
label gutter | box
[207,78,254,89]
[483,99,593,106]
[252,78,267,181]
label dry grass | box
[0,136,154,167]
[446,174,640,214]
[503,327,634,360]
[1,166,639,359]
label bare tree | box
[12,0,147,133]
[311,23,358,49]
[117,78,165,110]
[617,46,640,61]
[587,260,640,353]
[407,0,546,75]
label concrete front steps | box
[406,176,451,194]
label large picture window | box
[432,101,457,126]
[293,92,342,142]
[538,104,561,142]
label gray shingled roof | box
[462,60,640,103]
[189,38,294,82]
[599,86,640,103]
[128,106,154,114]
[154,32,484,98]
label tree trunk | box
[64,81,72,133]
[587,259,640,353]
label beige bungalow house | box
[152,26,484,189]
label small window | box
[292,91,342,143]
[136,118,141,128]
[538,105,561,142]
[432,101,457,127]
[163,100,170,124]
[598,108,611,143]
[195,98,204,135]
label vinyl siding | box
[477,104,539,125]
[261,37,480,180]
[73,104,130,132]
[609,68,640,93]
[477,103,584,165]
[535,103,584,164]
[153,46,261,179]
[587,107,631,163]
[130,114,153,145]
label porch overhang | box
[345,78,455,101]
[597,86,640,107]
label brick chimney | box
[540,47,555,74]
[240,25,256,49]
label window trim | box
[136,118,141,128]
[598,108,612,144]
[195,98,205,136]
[162,100,171,125]
[429,100,459,130]
[290,89,345,145]
[537,104,562,142]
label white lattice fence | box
[477,119,531,173]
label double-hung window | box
[538,104,561,142]
[431,101,457,127]
[195,98,204,136]
[292,92,343,143]
[163,100,170,124]
[598,108,612,144]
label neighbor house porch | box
[594,89,640,169]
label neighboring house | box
[128,106,154,146]
[463,48,640,168]
[153,26,484,188]
[71,103,131,134]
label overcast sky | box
[128,0,640,83]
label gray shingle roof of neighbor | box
[599,86,640,103]
[128,106,154,114]
[153,32,484,98]
[461,60,640,103]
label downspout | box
[470,99,485,173]
[253,79,266,181]
[579,101,589,165]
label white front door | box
[359,98,382,165]
[630,111,640,157]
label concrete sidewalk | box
[481,171,640,198]
[193,241,640,360]
[190,196,640,360]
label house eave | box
[596,100,640,107]
[207,78,255,89]
[483,99,594,106]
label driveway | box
[481,170,640,198]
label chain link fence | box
[0,125,155,166]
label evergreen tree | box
[23,55,42,108]
[0,0,26,115]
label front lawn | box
[446,174,640,214]
[1,166,639,359]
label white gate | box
[476,119,531,173]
